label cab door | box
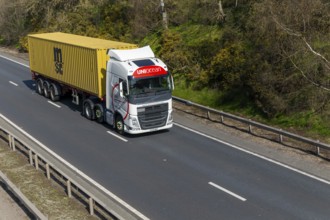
[110,75,129,119]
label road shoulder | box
[173,107,330,182]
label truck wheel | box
[36,79,43,95]
[43,81,50,98]
[50,85,60,101]
[115,115,124,135]
[83,102,94,120]
[94,104,104,123]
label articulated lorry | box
[28,32,174,134]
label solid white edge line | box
[47,101,61,108]
[107,131,128,142]
[209,182,247,202]
[174,122,330,186]
[0,54,30,68]
[0,114,147,220]
[9,81,18,86]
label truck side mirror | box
[119,82,124,98]
[171,75,175,90]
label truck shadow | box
[23,80,83,113]
[23,80,36,90]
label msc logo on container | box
[54,47,63,74]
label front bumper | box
[124,121,173,134]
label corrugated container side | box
[28,33,137,98]
[29,36,101,96]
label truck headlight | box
[168,112,173,123]
[130,117,139,127]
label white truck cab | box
[105,46,174,134]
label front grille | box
[137,103,168,129]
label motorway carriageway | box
[1,54,330,220]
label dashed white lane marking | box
[107,131,128,142]
[209,182,247,202]
[9,81,18,86]
[174,123,330,186]
[47,101,61,108]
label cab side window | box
[119,78,128,96]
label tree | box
[269,0,330,91]
[0,0,30,45]
[246,0,330,116]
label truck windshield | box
[128,74,172,97]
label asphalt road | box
[1,54,330,220]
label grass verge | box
[173,82,330,143]
[0,137,97,220]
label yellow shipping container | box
[28,32,137,98]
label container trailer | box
[28,32,174,134]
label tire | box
[83,102,94,120]
[43,81,50,98]
[36,79,43,95]
[115,115,124,135]
[49,85,60,102]
[94,104,104,123]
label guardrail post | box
[8,134,12,147]
[34,154,39,170]
[207,111,211,120]
[248,120,253,134]
[8,134,12,148]
[11,136,16,151]
[316,140,320,156]
[220,113,224,123]
[89,197,94,215]
[29,150,33,166]
[279,130,283,143]
[67,180,72,198]
[8,135,16,151]
[8,134,16,151]
[46,164,50,180]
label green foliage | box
[157,24,224,89]
[272,112,330,139]
[208,42,246,89]
[173,80,223,109]
[98,1,134,41]
[18,36,28,52]
[243,0,330,119]
[0,0,329,140]
[158,30,195,81]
